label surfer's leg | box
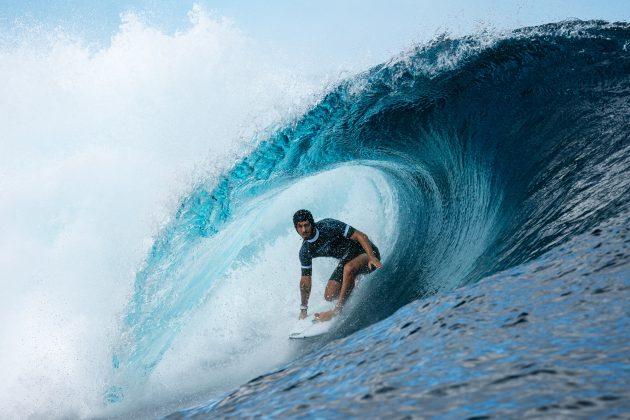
[324,280,341,301]
[339,254,369,304]
[324,262,344,301]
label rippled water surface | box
[169,214,629,418]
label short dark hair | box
[293,209,314,227]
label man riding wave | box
[293,209,382,322]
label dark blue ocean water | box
[108,20,629,418]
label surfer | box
[293,209,382,322]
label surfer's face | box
[296,220,313,240]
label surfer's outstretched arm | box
[299,276,311,319]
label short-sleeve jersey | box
[299,218,363,276]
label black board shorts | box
[328,244,380,283]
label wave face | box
[109,20,630,415]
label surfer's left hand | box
[314,310,335,322]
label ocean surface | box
[2,17,628,419]
[102,20,630,418]
[171,214,629,418]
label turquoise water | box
[106,20,630,417]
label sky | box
[2,0,629,72]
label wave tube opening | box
[105,164,397,413]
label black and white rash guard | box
[298,218,366,276]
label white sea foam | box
[0,6,317,418]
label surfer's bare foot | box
[314,310,335,322]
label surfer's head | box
[293,209,315,240]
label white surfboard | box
[289,315,337,339]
